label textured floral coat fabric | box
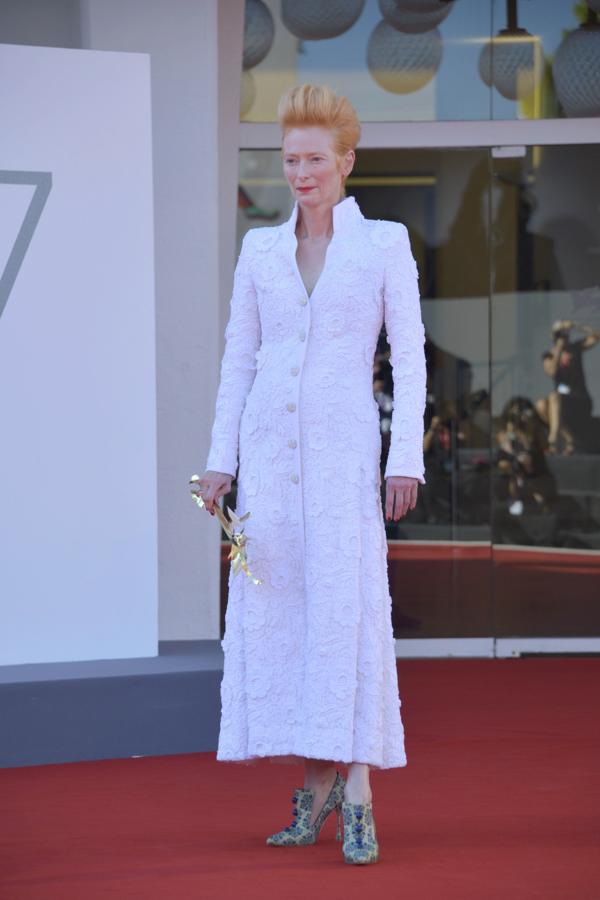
[205,195,426,769]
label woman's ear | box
[343,148,356,179]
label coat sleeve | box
[382,223,427,484]
[205,231,261,478]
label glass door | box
[227,140,600,654]
[235,147,495,651]
[490,144,600,650]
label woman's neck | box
[296,200,339,240]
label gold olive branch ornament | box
[189,474,262,585]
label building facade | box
[3,0,599,657]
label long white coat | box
[205,195,426,768]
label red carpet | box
[1,659,599,899]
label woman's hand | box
[385,475,418,521]
[194,470,233,516]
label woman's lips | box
[297,186,314,192]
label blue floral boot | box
[341,801,380,864]
[266,771,346,846]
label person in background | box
[537,320,599,455]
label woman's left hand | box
[385,475,418,521]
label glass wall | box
[222,142,600,642]
[241,0,600,123]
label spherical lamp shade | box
[379,0,452,34]
[552,23,600,117]
[478,39,493,87]
[478,28,541,101]
[367,20,442,93]
[243,0,275,70]
[281,0,365,41]
[240,69,256,117]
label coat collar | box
[282,194,363,239]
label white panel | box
[395,639,495,658]
[495,638,600,657]
[0,43,157,664]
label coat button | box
[299,329,306,341]
[291,366,300,376]
[288,438,297,448]
[290,473,299,483]
[286,402,296,412]
[300,298,308,306]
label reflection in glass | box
[240,0,600,123]
[491,144,600,637]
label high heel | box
[266,770,346,846]
[341,801,379,864]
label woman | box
[198,85,426,865]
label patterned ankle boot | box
[341,801,380,864]
[266,770,346,846]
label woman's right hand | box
[194,470,233,516]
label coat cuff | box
[384,463,426,485]
[205,451,238,479]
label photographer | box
[540,320,599,454]
[495,397,557,517]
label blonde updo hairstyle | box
[277,84,361,199]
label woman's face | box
[282,126,353,210]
